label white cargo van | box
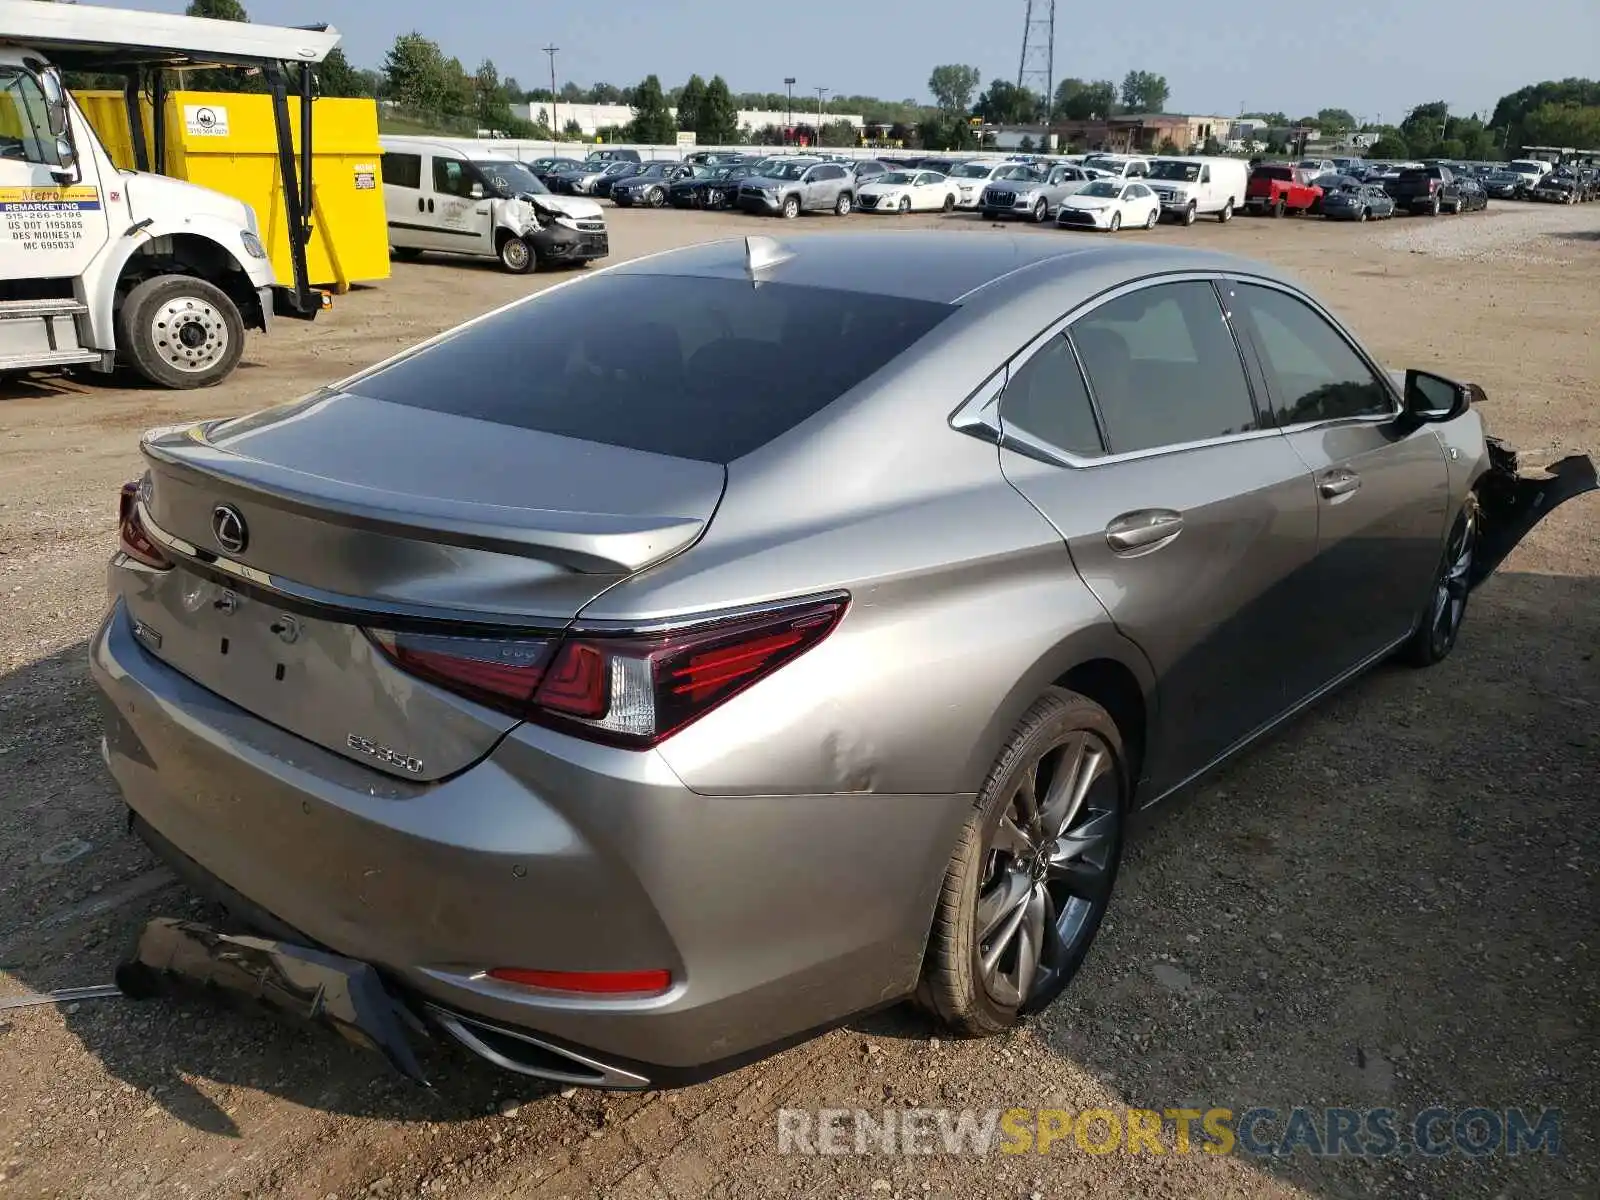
[1146,156,1249,223]
[379,137,609,273]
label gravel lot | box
[1,201,1597,1200]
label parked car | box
[850,160,890,183]
[979,164,1090,222]
[1482,170,1525,200]
[529,157,587,186]
[947,160,1036,210]
[736,159,857,217]
[380,139,608,273]
[1055,179,1162,231]
[1146,156,1249,224]
[583,148,641,164]
[683,151,746,166]
[590,162,644,199]
[1080,154,1152,180]
[1529,172,1581,204]
[552,160,635,196]
[856,169,959,213]
[98,233,1573,1090]
[668,162,763,210]
[1386,165,1465,215]
[1319,180,1397,221]
[1454,177,1490,212]
[1503,159,1550,192]
[611,163,699,208]
[1245,164,1321,217]
[1297,158,1337,176]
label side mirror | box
[1400,369,1480,430]
[39,66,68,138]
[469,182,485,200]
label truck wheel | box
[1218,198,1233,222]
[1182,201,1196,226]
[1271,197,1285,218]
[1429,195,1441,216]
[498,234,536,274]
[117,274,244,390]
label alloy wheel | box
[1428,508,1476,656]
[975,730,1120,1009]
[149,296,229,376]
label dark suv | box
[1385,165,1465,215]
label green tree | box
[1119,70,1169,112]
[928,65,981,116]
[183,0,267,92]
[1368,132,1408,159]
[185,0,249,18]
[1490,78,1600,151]
[819,119,858,148]
[1018,134,1035,151]
[1522,101,1600,149]
[384,33,454,112]
[1055,78,1117,120]
[1400,101,1450,154]
[677,74,707,133]
[591,82,624,104]
[1244,111,1288,126]
[697,76,741,144]
[315,48,370,98]
[627,74,677,144]
[1316,107,1357,132]
[1158,137,1181,155]
[975,80,1039,124]
[563,119,583,139]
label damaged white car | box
[379,137,610,274]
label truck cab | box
[0,1,338,388]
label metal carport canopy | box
[0,0,340,68]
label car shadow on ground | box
[1,567,1595,1194]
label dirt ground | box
[1,201,1597,1200]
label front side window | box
[431,157,477,197]
[0,68,61,166]
[1069,281,1259,454]
[1000,334,1103,458]
[1231,283,1393,424]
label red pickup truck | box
[1245,164,1322,217]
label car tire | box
[1218,198,1233,222]
[647,187,666,208]
[1429,195,1441,216]
[115,274,246,390]
[1271,197,1285,218]
[1108,211,1121,232]
[1401,501,1478,668]
[1033,198,1048,223]
[834,192,852,216]
[497,234,536,275]
[942,194,956,213]
[781,195,800,220]
[900,196,912,214]
[916,688,1128,1035]
[1144,206,1158,229]
[390,246,423,262]
[1359,207,1370,222]
[1182,201,1196,226]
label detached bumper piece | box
[116,918,428,1084]
[531,224,609,264]
[1472,437,1598,585]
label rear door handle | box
[417,197,424,212]
[1105,509,1184,554]
[1318,470,1362,499]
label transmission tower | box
[1016,0,1055,115]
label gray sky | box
[90,0,1599,121]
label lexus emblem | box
[211,504,248,554]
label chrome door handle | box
[1105,509,1184,553]
[1318,471,1362,499]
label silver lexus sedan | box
[93,233,1584,1089]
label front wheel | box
[1108,211,1122,232]
[1182,201,1196,226]
[498,234,536,274]
[781,195,800,220]
[834,191,852,216]
[648,187,666,208]
[900,196,912,214]
[1401,503,1477,667]
[942,194,956,213]
[1144,206,1158,229]
[1033,198,1048,223]
[1359,207,1370,222]
[917,688,1127,1034]
[116,274,245,390]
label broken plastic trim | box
[116,918,428,1084]
[1472,438,1598,586]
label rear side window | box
[1231,284,1393,424]
[1001,335,1103,457]
[350,275,954,464]
[1070,282,1259,454]
[381,152,421,189]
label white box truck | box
[0,0,338,387]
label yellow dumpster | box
[79,89,389,293]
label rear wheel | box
[116,274,245,390]
[917,689,1127,1034]
[1401,503,1477,667]
[498,234,535,274]
[1271,197,1286,218]
[1429,195,1441,216]
[1144,206,1158,229]
[1218,198,1233,222]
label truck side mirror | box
[38,66,69,138]
[469,182,484,200]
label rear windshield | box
[1251,166,1293,180]
[349,274,954,464]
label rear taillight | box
[118,481,171,570]
[365,595,846,749]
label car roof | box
[613,233,1292,306]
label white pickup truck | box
[0,0,337,387]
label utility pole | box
[784,77,795,146]
[543,45,559,139]
[814,86,828,148]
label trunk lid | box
[125,392,725,779]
